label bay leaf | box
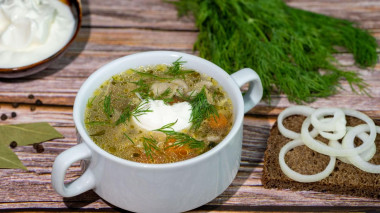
[0,142,27,170]
[0,122,63,146]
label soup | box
[84,58,233,164]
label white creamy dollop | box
[0,0,75,68]
[133,99,192,132]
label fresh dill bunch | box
[154,121,205,149]
[170,0,379,103]
[103,93,114,119]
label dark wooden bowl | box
[0,0,82,78]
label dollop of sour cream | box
[133,99,192,132]
[0,0,75,68]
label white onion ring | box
[301,109,376,157]
[278,106,317,139]
[318,119,346,141]
[341,108,377,154]
[342,124,380,173]
[279,139,336,182]
[311,108,346,132]
[329,137,376,164]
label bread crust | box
[262,115,380,198]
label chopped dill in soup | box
[84,58,233,164]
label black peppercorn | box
[28,94,35,99]
[36,144,44,153]
[208,142,217,149]
[11,112,17,118]
[35,99,43,106]
[33,143,39,149]
[12,103,19,108]
[1,114,7,121]
[10,141,17,148]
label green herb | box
[90,130,106,136]
[156,87,172,99]
[155,87,174,103]
[189,88,218,130]
[132,100,153,121]
[166,57,194,77]
[0,143,26,170]
[170,0,378,103]
[134,70,172,80]
[103,93,114,119]
[154,121,205,150]
[142,136,161,160]
[0,122,63,170]
[115,101,152,125]
[123,133,135,145]
[131,79,151,99]
[115,104,133,125]
[87,95,97,108]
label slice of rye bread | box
[262,115,380,198]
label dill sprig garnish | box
[166,57,194,77]
[123,133,135,145]
[131,79,151,99]
[134,70,172,80]
[142,136,161,160]
[154,121,205,149]
[115,101,152,125]
[189,88,218,130]
[154,87,174,103]
[170,0,379,103]
[87,95,97,108]
[132,100,152,121]
[115,104,133,125]
[103,93,114,119]
[90,130,106,136]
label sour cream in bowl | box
[0,0,81,78]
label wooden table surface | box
[1,0,380,212]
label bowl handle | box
[230,68,263,113]
[51,143,96,197]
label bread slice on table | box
[262,115,380,198]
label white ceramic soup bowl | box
[51,51,263,213]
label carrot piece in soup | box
[208,113,228,130]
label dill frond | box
[131,79,151,99]
[115,104,133,125]
[189,88,218,130]
[166,57,194,77]
[132,100,153,121]
[154,121,205,150]
[123,133,135,145]
[142,136,161,160]
[103,93,114,119]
